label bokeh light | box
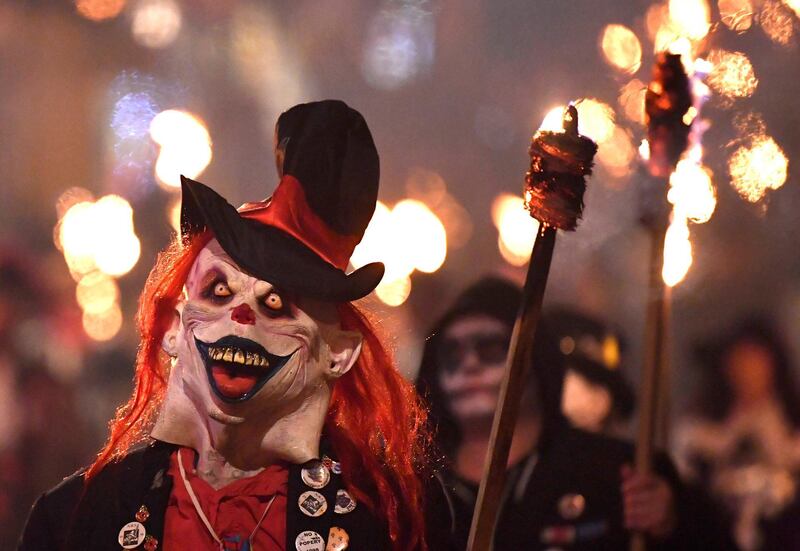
[362,2,435,90]
[707,50,758,99]
[82,303,123,342]
[76,272,120,315]
[55,187,95,221]
[639,139,651,161]
[75,0,126,22]
[351,198,448,305]
[492,193,540,266]
[112,92,159,140]
[375,276,412,307]
[718,0,754,32]
[90,195,141,277]
[759,0,795,45]
[728,135,789,202]
[58,201,99,275]
[131,0,182,49]
[597,126,637,179]
[668,0,712,41]
[618,79,647,125]
[662,215,693,287]
[667,159,716,223]
[168,197,181,233]
[391,199,448,273]
[539,106,567,132]
[57,195,142,278]
[574,99,616,144]
[600,24,643,74]
[150,109,212,189]
[785,0,800,18]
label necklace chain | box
[177,449,277,551]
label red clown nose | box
[231,303,256,325]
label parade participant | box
[417,277,732,550]
[19,100,431,551]
[550,308,635,436]
[675,317,800,550]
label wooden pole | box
[630,223,669,551]
[467,226,556,551]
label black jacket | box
[18,440,392,550]
[429,424,737,551]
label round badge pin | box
[327,526,350,551]
[299,490,328,517]
[295,530,325,551]
[118,521,146,549]
[301,459,331,489]
[334,489,357,514]
[557,493,586,520]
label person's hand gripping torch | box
[467,105,598,551]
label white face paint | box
[152,239,362,469]
[437,315,512,425]
[561,369,613,432]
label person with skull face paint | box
[417,277,736,551]
[19,101,434,551]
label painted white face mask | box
[151,239,362,468]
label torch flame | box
[662,215,693,287]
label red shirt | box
[164,447,288,551]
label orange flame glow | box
[667,159,716,223]
[618,79,647,125]
[668,0,712,40]
[718,0,754,32]
[600,24,643,75]
[662,215,693,287]
[759,0,795,45]
[492,193,539,266]
[728,135,789,202]
[707,49,758,99]
[75,0,126,21]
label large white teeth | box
[233,350,244,364]
[222,349,233,362]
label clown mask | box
[151,239,363,470]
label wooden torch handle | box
[467,226,557,551]
[631,223,670,551]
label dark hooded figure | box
[417,277,736,551]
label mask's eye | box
[263,291,283,311]
[213,281,232,298]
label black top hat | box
[180,100,385,302]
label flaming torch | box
[467,105,597,550]
[632,51,694,551]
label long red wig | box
[86,233,432,550]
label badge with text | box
[299,490,328,517]
[334,489,357,514]
[118,521,146,549]
[296,530,325,551]
[326,526,350,551]
[301,460,331,489]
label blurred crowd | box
[3,245,800,550]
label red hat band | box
[239,174,360,271]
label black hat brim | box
[180,176,384,302]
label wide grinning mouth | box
[194,335,294,403]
